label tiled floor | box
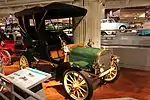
[2,62,150,100]
[92,68,150,100]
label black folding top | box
[15,2,87,18]
[15,6,43,17]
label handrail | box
[0,73,44,100]
[101,28,150,31]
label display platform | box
[0,68,52,100]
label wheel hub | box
[105,65,117,81]
[72,81,79,88]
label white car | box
[101,19,129,35]
[63,28,73,36]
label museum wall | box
[112,47,150,71]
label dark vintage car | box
[15,2,120,100]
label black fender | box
[119,25,127,29]
[21,50,35,62]
[55,62,81,80]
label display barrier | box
[101,29,137,40]
[101,29,133,31]
[101,35,116,40]
[102,35,150,47]
[0,59,51,100]
[104,47,150,71]
[101,28,150,32]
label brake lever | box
[58,36,70,53]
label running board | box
[33,56,39,62]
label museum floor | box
[3,61,150,100]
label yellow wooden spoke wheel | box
[63,70,93,100]
[19,55,30,69]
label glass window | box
[44,18,72,32]
[108,19,114,23]
[101,19,107,23]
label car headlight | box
[117,59,120,63]
[111,55,120,63]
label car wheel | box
[101,31,108,39]
[19,55,30,69]
[0,50,11,66]
[138,34,142,36]
[63,69,93,100]
[104,62,120,83]
[101,31,107,36]
[119,26,127,33]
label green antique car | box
[65,43,120,83]
[15,2,120,100]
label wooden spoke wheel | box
[63,70,93,100]
[104,62,120,83]
[0,50,11,66]
[19,55,30,69]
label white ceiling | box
[0,0,73,18]
[0,0,149,18]
[0,0,149,8]
[105,0,150,8]
[0,0,149,9]
[0,0,73,7]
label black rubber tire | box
[101,31,108,39]
[119,26,127,33]
[138,34,142,36]
[101,31,107,36]
[63,69,93,100]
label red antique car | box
[0,24,25,65]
